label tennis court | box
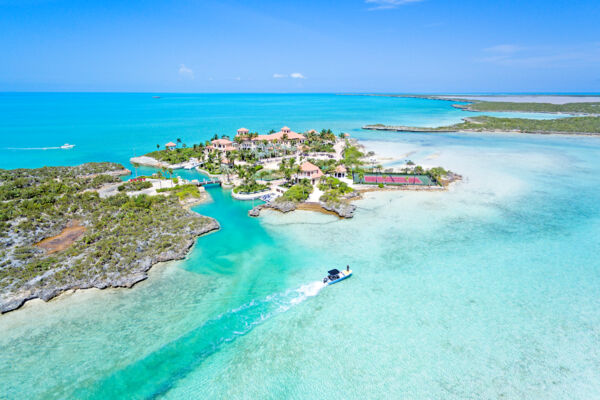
[353,173,437,186]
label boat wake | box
[70,281,326,399]
[5,146,61,150]
[5,144,75,150]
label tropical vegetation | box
[156,184,203,200]
[318,176,354,203]
[369,116,600,134]
[451,116,600,134]
[0,163,216,312]
[118,180,152,192]
[457,101,600,114]
[278,179,313,202]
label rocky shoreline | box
[248,200,357,219]
[1,218,219,314]
[0,162,223,314]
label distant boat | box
[152,96,161,99]
[60,143,75,149]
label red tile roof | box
[212,138,233,145]
[252,128,306,142]
[300,161,320,172]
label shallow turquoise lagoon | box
[0,93,566,170]
[1,95,600,399]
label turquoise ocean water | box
[1,94,599,399]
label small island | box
[132,126,459,219]
[450,100,600,116]
[0,162,219,313]
[364,115,600,135]
[355,95,600,135]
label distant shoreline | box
[339,93,600,103]
[362,122,600,137]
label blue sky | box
[1,0,599,92]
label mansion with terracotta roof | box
[236,126,306,149]
[199,126,308,154]
[298,161,324,184]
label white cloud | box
[273,72,307,79]
[178,64,194,79]
[365,0,424,10]
[234,77,241,81]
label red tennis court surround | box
[363,176,422,184]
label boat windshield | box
[328,269,340,275]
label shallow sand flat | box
[440,95,600,104]
[3,131,600,400]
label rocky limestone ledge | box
[79,168,131,179]
[248,201,296,217]
[0,218,220,314]
[248,200,356,219]
[320,201,356,218]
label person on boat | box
[346,265,350,272]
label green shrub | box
[233,183,269,194]
[280,179,313,202]
[118,181,152,192]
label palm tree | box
[159,167,166,189]
[156,144,160,150]
[161,167,168,186]
[168,168,174,187]
[292,164,301,184]
[222,165,232,183]
[229,150,239,166]
[176,138,182,146]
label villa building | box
[165,141,177,150]
[235,126,306,150]
[235,128,255,150]
[298,161,324,184]
[253,126,306,145]
[210,138,236,152]
[333,165,347,179]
